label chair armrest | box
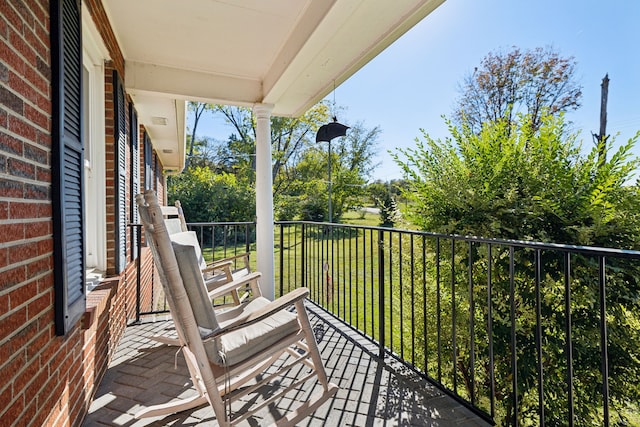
[203,287,309,339]
[215,252,250,263]
[203,259,233,274]
[207,253,250,268]
[206,271,262,300]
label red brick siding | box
[0,1,159,426]
[104,65,115,276]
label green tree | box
[212,103,331,190]
[167,166,255,223]
[395,115,639,247]
[185,102,216,168]
[453,46,582,134]
[368,180,402,227]
[291,122,380,221]
[178,102,380,222]
[209,104,379,222]
[394,114,640,425]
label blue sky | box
[194,0,640,181]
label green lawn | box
[339,208,380,227]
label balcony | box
[88,221,640,426]
[84,305,488,426]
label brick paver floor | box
[83,304,491,426]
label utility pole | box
[593,74,609,167]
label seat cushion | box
[205,296,300,367]
[171,241,299,367]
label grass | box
[340,209,380,227]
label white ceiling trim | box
[264,0,445,116]
[125,61,262,107]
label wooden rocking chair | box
[136,190,338,426]
[162,200,254,306]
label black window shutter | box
[144,132,153,190]
[155,155,160,191]
[129,104,139,261]
[51,0,85,336]
[113,71,127,273]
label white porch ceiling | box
[101,0,445,171]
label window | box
[51,0,85,335]
[144,132,154,190]
[82,7,108,285]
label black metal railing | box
[133,220,640,426]
[134,221,257,318]
[276,221,640,426]
[187,221,256,259]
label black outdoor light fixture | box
[316,117,349,223]
[315,117,349,143]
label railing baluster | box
[355,227,360,331]
[451,238,457,394]
[323,226,327,307]
[510,246,518,426]
[287,224,291,293]
[318,225,321,299]
[301,224,306,290]
[362,229,366,334]
[245,223,250,257]
[311,225,316,299]
[349,228,353,326]
[565,252,574,427]
[342,227,346,320]
[411,233,415,367]
[487,244,495,419]
[279,223,284,297]
[223,224,228,258]
[292,224,296,291]
[330,225,335,313]
[232,224,238,258]
[535,249,545,427]
[370,228,375,339]
[436,237,442,384]
[422,235,428,375]
[200,225,206,255]
[599,256,610,427]
[315,225,319,303]
[399,232,404,359]
[469,241,475,405]
[378,229,385,358]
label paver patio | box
[84,304,490,426]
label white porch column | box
[253,103,275,300]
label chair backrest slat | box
[161,201,188,234]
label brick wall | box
[0,0,62,424]
[104,63,118,276]
[84,0,124,77]
[0,1,160,425]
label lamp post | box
[316,118,348,223]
